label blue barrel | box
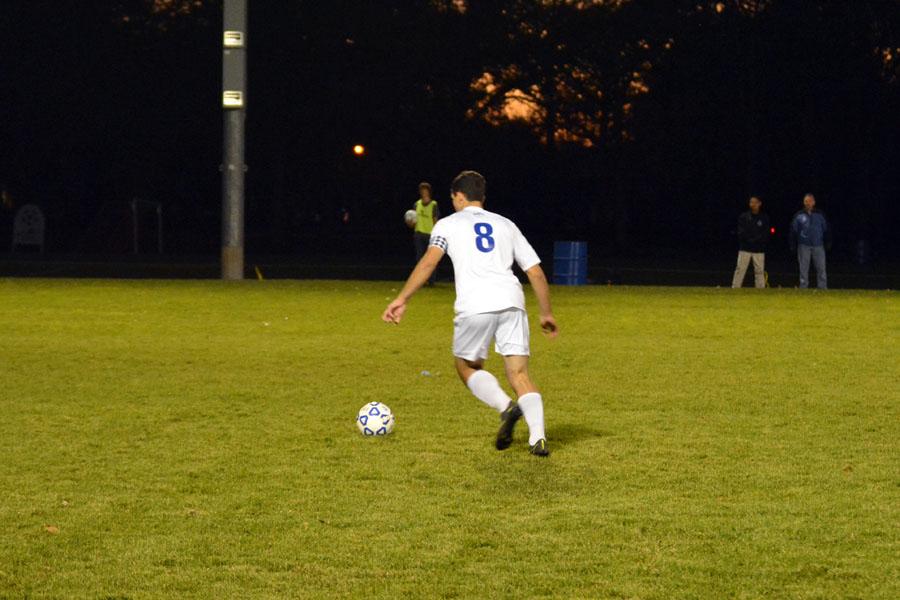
[553,241,588,285]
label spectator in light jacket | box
[790,194,831,290]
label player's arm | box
[382,246,444,324]
[512,222,558,338]
[524,265,558,338]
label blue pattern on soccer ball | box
[357,403,393,436]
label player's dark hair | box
[450,170,486,202]
[418,181,432,193]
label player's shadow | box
[549,422,610,448]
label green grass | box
[0,279,897,599]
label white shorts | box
[453,308,530,362]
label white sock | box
[518,392,545,445]
[466,370,512,413]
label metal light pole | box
[221,0,248,280]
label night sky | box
[2,1,899,262]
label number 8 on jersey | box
[474,222,495,253]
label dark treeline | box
[1,0,899,261]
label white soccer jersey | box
[429,206,541,317]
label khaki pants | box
[732,251,765,288]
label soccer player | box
[382,171,558,456]
[412,182,441,286]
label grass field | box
[1,279,897,599]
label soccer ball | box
[356,402,395,436]
[404,209,417,228]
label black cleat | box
[495,402,523,450]
[529,439,550,457]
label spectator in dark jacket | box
[732,196,770,289]
[790,194,831,289]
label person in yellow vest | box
[413,182,441,285]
